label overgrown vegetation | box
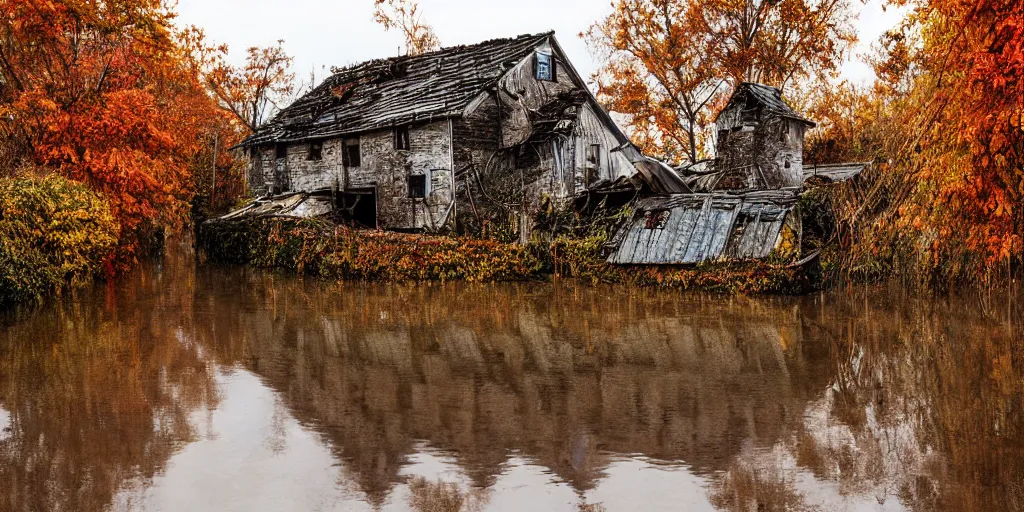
[200,217,544,282]
[199,217,815,294]
[802,0,1024,288]
[0,173,119,305]
[0,0,299,305]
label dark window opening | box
[644,210,670,230]
[408,174,427,198]
[515,145,539,169]
[308,141,323,161]
[343,139,361,167]
[585,144,602,185]
[535,52,556,82]
[337,188,377,229]
[394,125,410,150]
[275,143,287,160]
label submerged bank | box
[198,217,817,294]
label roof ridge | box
[328,31,554,76]
[239,31,557,148]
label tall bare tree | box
[373,0,441,56]
[205,40,295,133]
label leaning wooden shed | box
[606,190,797,265]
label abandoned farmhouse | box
[232,32,865,264]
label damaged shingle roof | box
[239,32,554,148]
[717,82,816,126]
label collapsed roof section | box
[239,32,555,148]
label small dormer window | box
[535,52,555,82]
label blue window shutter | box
[536,52,553,81]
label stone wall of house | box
[247,139,344,197]
[245,121,454,231]
[354,121,454,231]
[714,109,805,189]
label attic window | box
[535,52,556,82]
[408,174,427,199]
[343,138,361,167]
[275,144,287,160]
[307,141,323,161]
[395,125,410,150]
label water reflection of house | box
[194,273,832,502]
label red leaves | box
[0,0,244,265]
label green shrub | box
[0,173,120,305]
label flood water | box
[1,243,1022,512]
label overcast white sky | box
[175,0,905,90]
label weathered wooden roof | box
[607,190,797,265]
[240,32,554,147]
[716,82,816,126]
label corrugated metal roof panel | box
[609,195,742,265]
[608,192,796,265]
[803,162,870,183]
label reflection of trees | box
[0,245,218,512]
[190,270,832,503]
[723,287,1024,511]
[19,244,1018,511]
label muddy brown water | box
[0,243,1022,511]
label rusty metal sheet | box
[803,162,870,183]
[726,202,790,259]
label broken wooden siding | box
[574,103,634,188]
[607,192,795,265]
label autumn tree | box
[587,0,856,164]
[204,40,296,133]
[820,0,1024,285]
[373,0,441,56]
[0,0,236,260]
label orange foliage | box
[813,0,1024,284]
[201,38,296,134]
[587,0,856,164]
[0,0,244,262]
